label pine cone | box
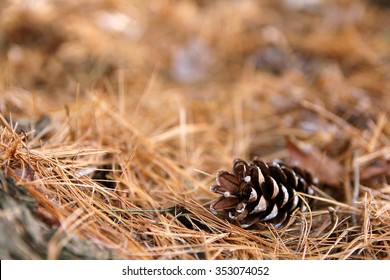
[210,158,316,229]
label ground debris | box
[0,0,389,260]
[0,172,114,259]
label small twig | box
[328,206,338,226]
[352,152,360,205]
[352,151,360,226]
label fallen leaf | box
[285,136,344,185]
[360,160,390,180]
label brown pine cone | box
[210,158,316,229]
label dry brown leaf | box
[285,137,344,186]
[360,160,390,181]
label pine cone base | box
[210,158,316,229]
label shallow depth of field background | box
[0,0,389,259]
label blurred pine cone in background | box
[210,158,316,229]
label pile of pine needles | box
[0,0,389,259]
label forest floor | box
[0,0,389,259]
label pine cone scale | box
[213,171,240,195]
[276,184,287,208]
[210,196,240,214]
[250,195,266,214]
[263,176,279,199]
[262,204,278,221]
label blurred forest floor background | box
[0,0,389,259]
